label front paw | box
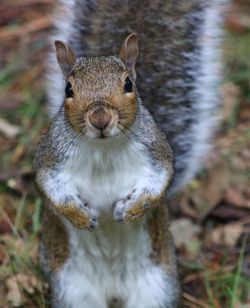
[55,195,98,230]
[113,190,151,223]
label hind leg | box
[125,205,180,308]
[40,208,107,308]
[50,267,107,308]
[125,266,179,308]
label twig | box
[182,292,210,308]
[0,16,52,40]
[0,206,21,239]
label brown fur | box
[42,206,69,272]
[88,105,111,129]
[35,177,92,230]
[54,37,139,138]
[65,57,137,136]
[124,194,160,223]
[55,202,92,229]
[147,203,177,274]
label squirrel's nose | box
[89,106,111,130]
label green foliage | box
[204,237,250,307]
[225,31,250,99]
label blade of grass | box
[204,269,217,308]
[14,193,27,233]
[230,235,248,307]
[32,198,42,236]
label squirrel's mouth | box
[84,102,121,139]
[66,99,136,139]
[99,132,107,139]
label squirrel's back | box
[47,0,227,192]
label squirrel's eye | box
[65,81,73,98]
[124,77,133,93]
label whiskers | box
[117,120,147,147]
[60,117,87,158]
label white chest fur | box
[55,137,174,307]
[64,137,151,212]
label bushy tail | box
[47,0,228,193]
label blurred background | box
[0,0,249,307]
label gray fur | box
[34,100,172,178]
[47,0,228,192]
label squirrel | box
[34,0,227,307]
[34,34,180,307]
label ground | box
[0,0,250,307]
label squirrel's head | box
[55,33,139,139]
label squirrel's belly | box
[61,216,154,299]
[75,171,138,211]
[66,142,151,212]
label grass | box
[0,192,47,307]
[0,10,250,308]
[204,237,249,307]
[224,31,250,99]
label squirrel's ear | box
[55,40,76,76]
[119,33,139,80]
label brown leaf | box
[191,164,230,218]
[0,219,12,234]
[7,172,36,196]
[6,276,22,307]
[11,145,25,165]
[239,102,250,122]
[0,246,6,265]
[6,273,39,306]
[0,118,21,139]
[182,292,210,308]
[0,94,24,110]
[0,16,52,40]
[208,219,250,248]
[179,196,199,219]
[221,82,240,121]
[170,219,201,255]
[225,187,250,209]
[0,167,32,182]
[226,3,250,32]
[1,234,25,253]
[211,203,248,221]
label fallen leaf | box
[7,172,36,196]
[170,218,201,255]
[11,145,25,165]
[0,118,21,138]
[182,292,210,308]
[225,187,250,209]
[191,164,230,218]
[0,94,24,110]
[208,220,250,248]
[6,272,39,306]
[226,3,250,32]
[6,276,22,307]
[210,203,248,221]
[179,196,199,219]
[0,219,12,234]
[0,16,52,40]
[221,82,240,121]
[239,102,250,122]
[0,246,6,265]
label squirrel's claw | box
[113,190,151,223]
[55,196,98,230]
